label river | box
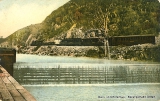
[15,54,160,101]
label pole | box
[104,14,110,59]
[104,39,107,57]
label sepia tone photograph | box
[0,0,160,101]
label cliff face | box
[0,0,159,47]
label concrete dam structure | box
[13,63,160,84]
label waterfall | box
[14,63,160,85]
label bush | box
[86,49,99,58]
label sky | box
[0,0,70,38]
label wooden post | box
[158,68,160,82]
[58,66,60,84]
[105,67,106,83]
[78,67,80,84]
[81,67,83,84]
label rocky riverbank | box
[18,43,160,62]
[110,44,160,62]
[16,34,160,62]
[19,46,99,57]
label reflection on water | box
[23,83,160,101]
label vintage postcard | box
[0,0,160,101]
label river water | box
[15,54,160,101]
[16,54,159,64]
[24,84,160,101]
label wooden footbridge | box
[0,66,36,101]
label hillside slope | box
[1,0,160,47]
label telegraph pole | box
[104,14,110,59]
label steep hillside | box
[1,0,160,47]
[43,0,160,37]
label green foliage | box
[98,46,105,58]
[150,46,160,62]
[85,47,105,58]
[7,28,31,46]
[122,45,160,62]
[86,49,99,58]
[43,0,159,37]
[3,0,160,46]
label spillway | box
[13,63,160,84]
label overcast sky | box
[0,0,69,38]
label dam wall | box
[13,63,160,84]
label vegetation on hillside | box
[2,0,160,47]
[43,0,159,38]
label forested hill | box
[44,0,160,36]
[3,0,160,46]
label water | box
[23,84,160,101]
[16,54,159,64]
[15,54,160,101]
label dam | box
[13,54,160,84]
[14,63,160,84]
[13,54,160,101]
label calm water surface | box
[16,54,159,64]
[23,84,160,101]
